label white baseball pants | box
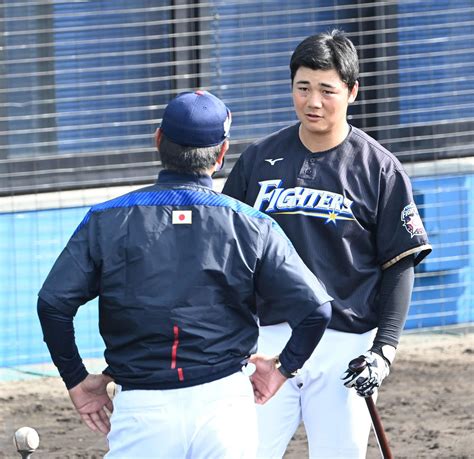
[255,324,377,459]
[106,371,257,459]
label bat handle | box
[348,356,394,459]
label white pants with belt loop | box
[106,371,257,459]
[255,325,377,459]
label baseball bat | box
[349,356,394,459]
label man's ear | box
[216,139,229,167]
[348,81,359,104]
[155,128,163,149]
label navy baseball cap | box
[160,90,232,147]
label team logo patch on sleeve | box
[401,203,425,237]
[172,210,192,224]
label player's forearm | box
[279,301,331,374]
[37,297,88,389]
[371,256,415,359]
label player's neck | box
[298,123,350,153]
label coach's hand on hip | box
[68,373,114,435]
[248,354,288,404]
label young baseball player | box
[223,30,432,458]
[37,90,333,458]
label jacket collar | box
[157,169,213,189]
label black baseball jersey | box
[39,170,332,390]
[223,123,432,334]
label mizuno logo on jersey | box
[264,158,284,166]
[253,179,355,224]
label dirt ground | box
[0,330,473,458]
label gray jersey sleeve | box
[255,221,333,328]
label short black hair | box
[158,134,222,175]
[290,29,359,90]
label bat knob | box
[348,355,367,374]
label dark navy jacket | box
[39,171,332,389]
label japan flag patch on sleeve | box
[401,203,425,237]
[172,210,192,224]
